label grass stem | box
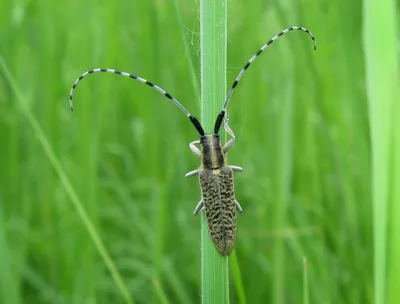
[362,0,399,302]
[199,0,229,303]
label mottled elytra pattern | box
[199,167,236,255]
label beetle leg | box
[193,200,204,215]
[185,169,200,178]
[223,113,236,153]
[189,140,201,158]
[223,138,235,153]
[235,200,243,213]
[229,165,243,172]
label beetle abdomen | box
[199,166,237,255]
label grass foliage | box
[0,0,398,303]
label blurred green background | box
[0,0,398,303]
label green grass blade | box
[230,251,246,304]
[200,0,229,302]
[303,257,309,304]
[273,44,295,304]
[387,9,400,304]
[0,203,20,304]
[0,53,135,304]
[152,278,170,304]
[362,0,399,303]
[389,86,400,303]
[162,259,192,304]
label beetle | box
[69,26,316,255]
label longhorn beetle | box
[69,26,316,255]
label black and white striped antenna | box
[222,26,316,113]
[69,68,205,136]
[69,26,316,137]
[213,26,316,135]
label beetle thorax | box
[200,134,226,170]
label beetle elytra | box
[69,26,316,255]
